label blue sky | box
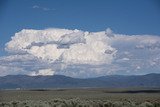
[0,0,160,77]
[0,0,160,56]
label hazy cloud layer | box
[1,28,160,77]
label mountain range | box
[0,73,160,89]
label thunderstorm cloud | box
[0,28,160,78]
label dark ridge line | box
[103,90,160,93]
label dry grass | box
[0,88,160,107]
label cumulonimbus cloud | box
[1,28,160,77]
[6,28,117,65]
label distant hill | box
[0,73,160,89]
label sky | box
[0,0,160,77]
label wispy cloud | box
[32,5,55,11]
[32,5,39,9]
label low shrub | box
[0,99,159,107]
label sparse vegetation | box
[0,99,159,107]
[0,88,160,107]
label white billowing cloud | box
[62,43,108,64]
[62,32,117,64]
[1,28,160,77]
[6,28,116,65]
[27,44,65,62]
[29,69,55,76]
[5,29,73,53]
[58,30,86,45]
